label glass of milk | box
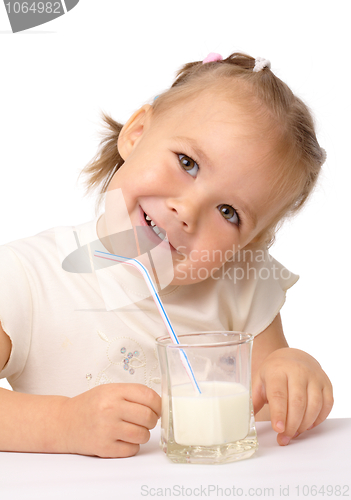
[156,332,258,464]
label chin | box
[170,267,210,286]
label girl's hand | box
[60,383,161,458]
[252,348,334,446]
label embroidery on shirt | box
[149,346,161,385]
[94,331,147,386]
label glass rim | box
[155,331,253,348]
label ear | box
[117,104,152,160]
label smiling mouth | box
[143,211,167,241]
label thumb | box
[252,377,267,415]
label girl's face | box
[101,91,284,285]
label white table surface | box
[0,418,350,500]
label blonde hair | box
[80,52,325,246]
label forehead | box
[156,88,272,140]
[153,90,276,173]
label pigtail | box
[224,53,255,70]
[79,113,125,210]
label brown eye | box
[218,204,240,225]
[178,154,199,177]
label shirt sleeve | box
[0,245,32,382]
[223,247,299,336]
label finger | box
[113,441,140,458]
[96,441,140,459]
[252,377,267,416]
[277,378,307,445]
[265,373,288,434]
[120,384,162,418]
[120,400,160,429]
[308,384,334,430]
[295,381,323,435]
[115,421,151,445]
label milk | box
[171,381,250,446]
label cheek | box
[199,230,238,264]
[107,163,146,198]
[106,164,133,193]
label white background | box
[0,1,350,418]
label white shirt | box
[0,220,298,397]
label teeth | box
[152,224,168,242]
[144,211,168,242]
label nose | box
[166,197,200,232]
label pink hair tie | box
[202,52,223,64]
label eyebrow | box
[173,136,258,230]
[173,136,212,167]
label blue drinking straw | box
[94,250,201,394]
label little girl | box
[0,52,333,458]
